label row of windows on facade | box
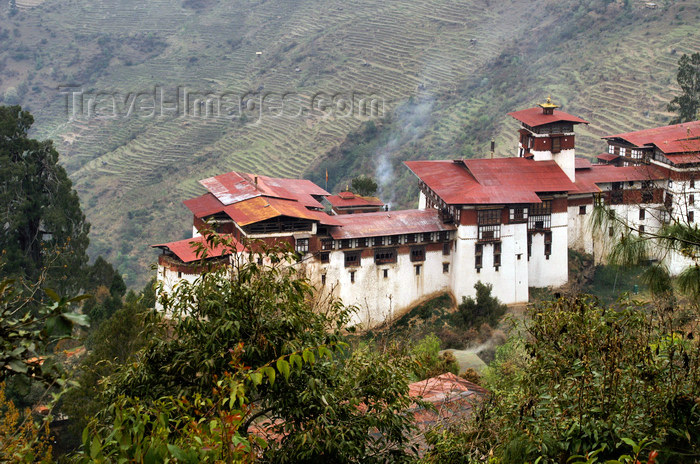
[608,145,645,159]
[320,262,450,285]
[294,231,453,254]
[328,242,453,268]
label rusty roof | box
[326,192,384,208]
[603,120,700,155]
[405,158,575,205]
[575,157,593,169]
[596,153,620,162]
[152,235,246,263]
[224,197,342,227]
[328,209,455,239]
[183,193,228,218]
[508,107,589,127]
[574,164,670,185]
[199,171,328,208]
[665,152,700,165]
[408,373,488,431]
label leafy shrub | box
[452,282,508,330]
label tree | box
[668,53,700,124]
[453,281,508,329]
[423,296,700,463]
[0,106,90,294]
[351,175,378,196]
[91,234,419,463]
[591,201,700,302]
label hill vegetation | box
[1,0,699,284]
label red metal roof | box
[328,209,455,240]
[224,197,341,227]
[596,153,620,162]
[665,152,700,165]
[326,192,384,208]
[409,373,488,430]
[575,157,593,169]
[603,120,700,155]
[183,193,227,218]
[405,158,576,205]
[508,107,589,127]
[199,171,329,209]
[573,164,669,188]
[152,235,246,263]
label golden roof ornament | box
[538,95,560,110]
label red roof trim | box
[508,107,589,127]
[152,235,246,263]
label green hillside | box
[1,0,698,286]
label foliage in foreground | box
[422,296,699,463]
[0,383,52,463]
[81,234,419,463]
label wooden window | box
[527,234,532,260]
[478,209,501,242]
[689,211,695,223]
[639,225,645,234]
[544,232,552,259]
[415,264,421,276]
[340,239,351,249]
[551,136,561,153]
[443,242,451,256]
[390,235,400,245]
[528,200,552,231]
[493,241,501,269]
[320,252,330,263]
[374,248,397,265]
[639,208,645,220]
[690,194,694,205]
[410,246,426,262]
[356,238,367,248]
[691,179,696,189]
[373,236,384,247]
[422,232,432,242]
[443,262,449,273]
[579,205,586,215]
[321,239,334,250]
[406,234,416,244]
[321,274,326,285]
[295,238,309,254]
[350,271,355,283]
[383,269,388,279]
[510,206,528,222]
[177,271,182,279]
[642,181,654,203]
[475,244,483,270]
[344,251,361,268]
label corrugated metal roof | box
[508,107,589,127]
[328,209,455,239]
[224,197,342,227]
[183,193,227,218]
[665,153,700,165]
[152,235,246,263]
[596,153,620,162]
[574,164,670,185]
[326,192,384,208]
[603,120,700,155]
[199,171,329,208]
[405,158,575,205]
[575,157,593,169]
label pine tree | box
[0,105,90,294]
[668,52,700,124]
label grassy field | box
[0,0,699,286]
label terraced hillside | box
[0,0,698,285]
